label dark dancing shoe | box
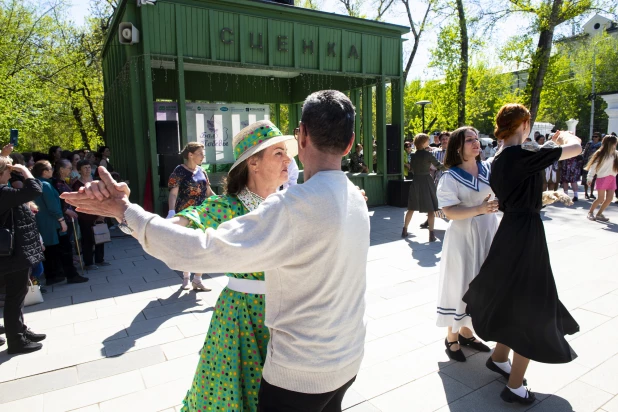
[445,338,466,362]
[23,329,46,343]
[590,194,596,200]
[500,386,536,405]
[584,194,590,200]
[401,227,409,238]
[485,357,527,386]
[458,335,491,352]
[0,336,5,346]
[7,337,43,355]
[429,231,437,242]
[420,220,429,229]
[573,197,579,202]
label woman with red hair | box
[463,104,581,404]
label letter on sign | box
[250,32,263,49]
[327,42,336,57]
[348,45,359,59]
[220,28,234,44]
[278,35,288,52]
[302,40,314,55]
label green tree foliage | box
[0,0,105,151]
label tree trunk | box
[456,0,468,127]
[72,106,91,150]
[82,82,105,140]
[524,0,562,126]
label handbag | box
[24,278,44,307]
[0,208,15,257]
[93,222,111,245]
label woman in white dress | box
[436,126,500,362]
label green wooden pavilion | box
[102,0,409,212]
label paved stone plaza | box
[0,199,617,412]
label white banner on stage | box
[154,102,270,164]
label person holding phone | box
[0,156,47,353]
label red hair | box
[494,104,531,141]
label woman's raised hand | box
[478,194,499,215]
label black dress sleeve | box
[0,179,43,213]
[520,146,562,175]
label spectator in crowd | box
[32,160,85,285]
[585,134,618,222]
[582,133,601,200]
[32,151,48,163]
[403,133,446,242]
[430,133,441,148]
[67,152,81,183]
[561,153,583,202]
[22,152,35,170]
[0,156,47,354]
[372,140,378,172]
[432,131,450,184]
[84,151,95,165]
[72,160,108,271]
[167,142,213,291]
[9,152,26,189]
[535,134,545,145]
[97,146,113,173]
[48,146,62,167]
[349,143,369,173]
[76,149,86,160]
[403,141,412,179]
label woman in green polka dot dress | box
[172,121,297,412]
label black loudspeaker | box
[387,180,412,207]
[156,121,180,155]
[159,153,182,188]
[386,124,401,174]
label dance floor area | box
[1,199,617,412]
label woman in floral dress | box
[172,121,297,412]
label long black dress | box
[462,145,579,364]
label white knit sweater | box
[125,170,370,393]
[587,150,618,182]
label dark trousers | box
[43,233,79,281]
[78,219,104,266]
[258,377,356,412]
[3,268,30,343]
[43,243,64,281]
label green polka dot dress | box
[178,195,269,412]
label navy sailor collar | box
[446,161,491,192]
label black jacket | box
[0,179,45,274]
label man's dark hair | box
[301,90,355,155]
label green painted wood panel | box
[270,20,294,68]
[243,16,268,65]
[213,10,239,62]
[343,31,362,74]
[296,24,319,70]
[319,28,342,72]
[182,7,210,59]
[147,1,177,55]
[362,34,381,74]
[382,37,400,76]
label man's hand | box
[61,167,131,222]
[76,166,131,201]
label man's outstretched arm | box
[62,167,293,274]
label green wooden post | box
[274,103,281,129]
[391,79,404,179]
[288,103,299,135]
[376,78,387,199]
[129,57,146,205]
[351,89,361,146]
[140,6,160,214]
[362,86,373,172]
[175,4,188,149]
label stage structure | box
[102,0,408,211]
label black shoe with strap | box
[500,386,536,405]
[420,220,429,229]
[458,334,491,352]
[486,357,527,386]
[445,338,466,362]
[23,329,46,343]
[7,336,43,355]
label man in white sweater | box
[63,90,369,411]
